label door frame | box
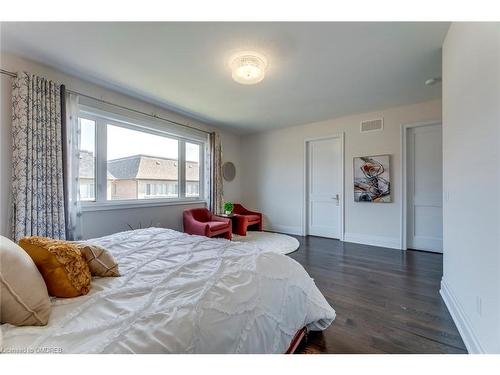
[303,133,345,240]
[400,120,442,250]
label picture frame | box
[353,154,391,203]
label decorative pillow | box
[76,243,120,277]
[19,236,91,298]
[0,235,51,326]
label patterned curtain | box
[62,92,82,240]
[11,72,66,241]
[209,132,223,214]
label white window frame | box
[78,106,206,211]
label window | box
[107,124,179,200]
[186,182,200,197]
[185,142,200,197]
[143,182,177,198]
[77,108,205,208]
[80,182,95,201]
[78,118,96,201]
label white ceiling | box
[1,22,449,133]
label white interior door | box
[307,137,342,239]
[407,124,443,252]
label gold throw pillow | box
[76,243,120,277]
[19,236,91,298]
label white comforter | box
[1,228,335,353]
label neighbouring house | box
[78,152,200,200]
[79,150,98,201]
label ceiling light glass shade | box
[229,51,268,85]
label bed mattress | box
[1,228,335,353]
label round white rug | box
[233,231,300,255]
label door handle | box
[332,194,340,200]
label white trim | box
[179,139,187,197]
[95,117,108,202]
[344,233,401,249]
[400,120,442,250]
[263,224,303,236]
[440,279,484,354]
[302,133,345,240]
[81,199,206,212]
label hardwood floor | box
[288,235,467,354]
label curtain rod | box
[0,68,212,136]
[0,68,17,78]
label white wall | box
[240,99,442,248]
[440,23,500,354]
[0,52,241,239]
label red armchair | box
[183,208,232,240]
[232,204,263,236]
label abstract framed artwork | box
[353,155,391,203]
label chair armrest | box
[242,208,262,217]
[211,215,231,224]
[234,204,261,216]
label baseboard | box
[440,279,484,354]
[263,224,303,236]
[343,232,401,249]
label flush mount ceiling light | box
[229,51,268,85]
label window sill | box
[81,199,207,212]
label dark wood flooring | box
[287,235,467,354]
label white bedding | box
[1,228,335,353]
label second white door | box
[307,137,342,239]
[407,124,443,252]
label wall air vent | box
[360,118,384,133]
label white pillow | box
[0,235,51,326]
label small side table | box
[216,213,237,235]
[217,213,235,219]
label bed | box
[1,228,335,353]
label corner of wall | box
[440,278,484,353]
